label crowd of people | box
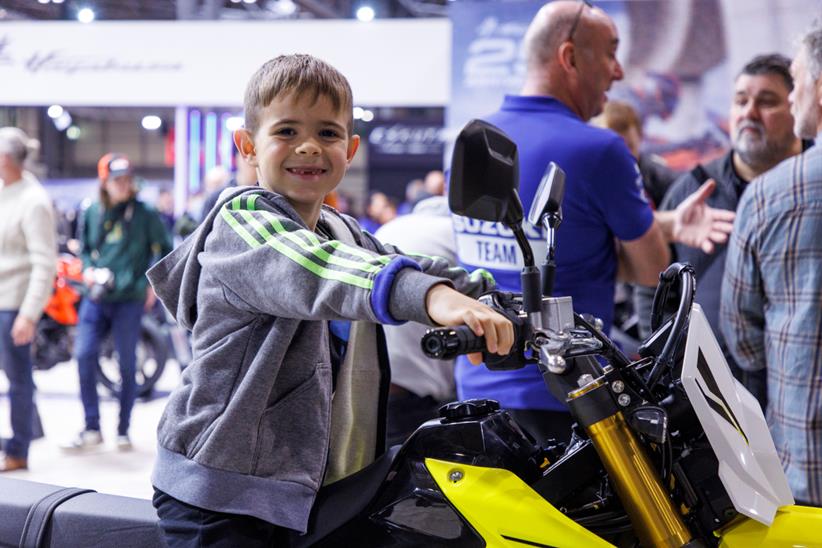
[0,0,820,543]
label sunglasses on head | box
[567,0,594,43]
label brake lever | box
[530,327,603,375]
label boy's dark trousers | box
[153,489,292,547]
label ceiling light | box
[53,112,72,131]
[37,0,50,4]
[47,105,64,119]
[361,109,374,122]
[77,7,95,23]
[66,126,81,140]
[353,107,364,120]
[141,115,162,130]
[53,0,64,3]
[272,0,296,16]
[356,5,375,22]
[242,0,257,3]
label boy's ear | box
[346,135,360,165]
[233,130,258,166]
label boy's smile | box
[237,91,359,228]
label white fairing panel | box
[680,305,794,525]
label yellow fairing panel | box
[719,505,822,547]
[425,458,614,548]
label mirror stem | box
[510,224,541,316]
[512,225,534,267]
[541,220,559,296]
[541,259,556,297]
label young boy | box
[147,54,513,546]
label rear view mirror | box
[449,119,523,227]
[527,162,565,228]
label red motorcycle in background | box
[31,254,188,398]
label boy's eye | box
[274,127,296,137]
[320,129,340,139]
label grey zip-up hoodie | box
[147,186,493,532]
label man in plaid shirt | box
[721,23,822,506]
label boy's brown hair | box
[243,54,354,136]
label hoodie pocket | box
[251,363,332,485]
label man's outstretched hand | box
[668,179,736,254]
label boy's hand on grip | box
[425,284,514,365]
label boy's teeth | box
[290,168,322,175]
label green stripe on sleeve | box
[328,240,392,265]
[471,268,496,284]
[221,206,263,248]
[260,210,390,265]
[239,211,382,275]
[222,209,374,290]
[256,210,391,269]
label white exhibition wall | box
[0,19,450,107]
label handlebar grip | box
[421,326,486,360]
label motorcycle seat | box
[290,444,402,547]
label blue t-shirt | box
[454,95,654,411]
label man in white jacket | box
[0,127,56,472]
[376,196,462,445]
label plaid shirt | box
[720,137,822,505]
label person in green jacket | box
[63,153,172,451]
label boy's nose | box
[295,139,321,155]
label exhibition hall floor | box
[0,360,179,500]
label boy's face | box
[236,91,359,226]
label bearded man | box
[661,53,811,409]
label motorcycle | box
[286,120,822,547]
[31,254,181,399]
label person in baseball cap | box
[97,153,136,208]
[64,152,172,452]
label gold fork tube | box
[587,413,692,548]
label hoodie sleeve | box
[352,217,495,299]
[204,196,445,326]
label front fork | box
[567,376,694,548]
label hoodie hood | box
[147,186,261,330]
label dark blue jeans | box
[74,299,143,436]
[153,489,290,547]
[0,311,35,459]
